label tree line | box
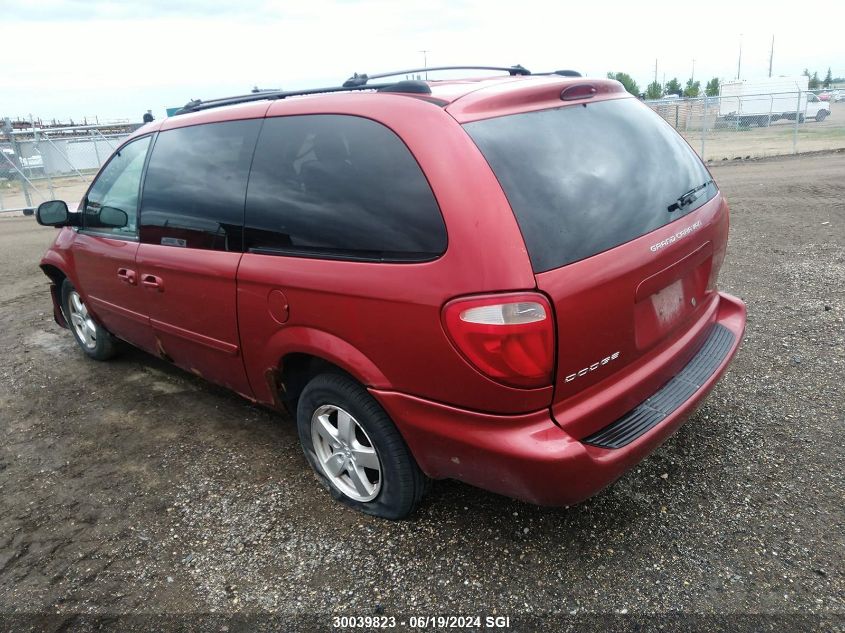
[607,66,838,99]
[607,72,720,99]
[802,68,837,90]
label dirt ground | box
[0,152,843,632]
[0,176,89,215]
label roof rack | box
[175,83,393,115]
[174,64,571,116]
[343,65,531,88]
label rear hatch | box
[464,96,729,437]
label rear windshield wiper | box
[668,180,713,212]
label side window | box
[244,115,446,261]
[84,136,151,237]
[139,119,261,251]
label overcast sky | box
[2,0,843,122]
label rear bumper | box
[372,292,746,506]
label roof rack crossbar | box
[175,83,394,115]
[343,65,531,88]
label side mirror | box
[98,206,128,229]
[36,200,70,227]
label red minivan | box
[36,67,745,519]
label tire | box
[61,279,119,361]
[297,372,428,519]
[816,110,828,122]
[799,114,805,123]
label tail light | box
[442,293,555,389]
[560,84,597,101]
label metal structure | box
[1,119,134,213]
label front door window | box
[84,136,152,237]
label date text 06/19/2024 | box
[331,615,511,629]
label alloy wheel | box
[67,290,97,349]
[310,404,382,502]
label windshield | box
[464,98,717,272]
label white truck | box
[719,76,831,126]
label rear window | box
[464,98,716,273]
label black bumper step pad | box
[583,323,735,449]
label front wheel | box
[297,372,428,519]
[816,110,828,122]
[61,279,118,360]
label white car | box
[20,153,44,170]
[806,93,832,121]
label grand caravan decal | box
[650,220,702,253]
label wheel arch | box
[40,262,67,286]
[39,246,77,288]
[263,327,391,412]
[279,352,348,411]
[39,262,70,328]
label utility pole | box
[768,35,774,77]
[654,58,658,85]
[419,50,430,80]
[691,58,695,82]
[737,34,743,80]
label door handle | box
[117,268,137,285]
[141,274,164,291]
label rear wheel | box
[61,279,118,360]
[296,372,427,519]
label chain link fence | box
[646,91,844,163]
[1,121,135,213]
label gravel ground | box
[0,152,843,632]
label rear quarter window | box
[464,97,716,273]
[244,114,446,262]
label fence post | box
[32,120,55,199]
[91,129,101,165]
[701,96,708,160]
[3,118,32,207]
[735,97,740,131]
[793,90,801,154]
[1,149,44,205]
